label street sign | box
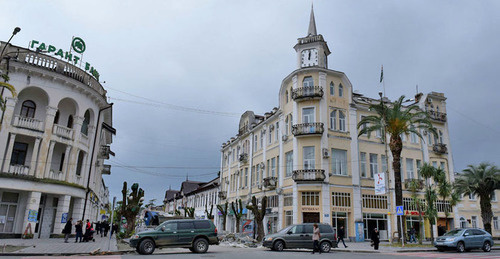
[61,213,68,223]
[396,206,404,216]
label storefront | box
[331,211,349,238]
[0,191,20,233]
[363,213,388,240]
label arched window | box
[76,151,85,176]
[81,111,90,135]
[54,110,60,124]
[285,90,289,103]
[330,82,335,96]
[285,116,289,135]
[330,110,336,130]
[339,84,344,97]
[339,111,346,132]
[67,115,73,129]
[303,76,314,87]
[20,100,36,118]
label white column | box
[319,72,330,224]
[278,115,284,229]
[29,137,42,176]
[63,145,72,182]
[2,133,17,173]
[292,75,299,224]
[72,197,85,221]
[43,141,56,178]
[0,97,17,170]
[22,191,41,234]
[349,107,363,223]
[53,195,71,234]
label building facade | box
[218,8,457,241]
[457,185,500,237]
[0,40,114,238]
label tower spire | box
[308,3,317,36]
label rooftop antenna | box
[416,84,419,94]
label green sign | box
[29,38,99,81]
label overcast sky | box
[2,0,500,204]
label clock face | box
[301,49,318,67]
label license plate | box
[436,242,444,245]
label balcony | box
[433,143,447,154]
[292,169,326,183]
[292,123,324,136]
[263,177,277,189]
[48,169,64,181]
[218,192,227,200]
[99,145,112,159]
[292,86,323,101]
[404,179,424,190]
[8,164,29,175]
[239,153,248,163]
[80,133,89,146]
[12,115,44,132]
[428,111,447,122]
[102,164,111,175]
[238,125,249,136]
[53,124,74,140]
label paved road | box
[3,246,500,259]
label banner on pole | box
[374,172,386,195]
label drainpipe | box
[81,103,113,221]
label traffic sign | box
[396,206,404,216]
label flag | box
[380,65,384,83]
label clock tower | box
[294,5,331,69]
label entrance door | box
[303,212,319,223]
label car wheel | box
[193,238,209,253]
[483,241,491,252]
[320,241,331,253]
[457,241,465,253]
[273,240,284,252]
[139,239,156,255]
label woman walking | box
[312,223,321,254]
[75,220,83,243]
[62,218,72,243]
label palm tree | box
[454,163,500,234]
[408,179,425,244]
[436,175,460,231]
[419,163,443,242]
[358,95,437,241]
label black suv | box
[263,223,338,253]
[130,219,219,255]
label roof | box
[164,189,179,201]
[179,180,205,196]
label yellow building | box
[218,7,456,241]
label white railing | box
[80,133,89,146]
[48,169,64,181]
[53,124,74,139]
[8,164,30,175]
[12,115,44,132]
[75,176,84,186]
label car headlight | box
[266,237,273,241]
[445,237,455,242]
[131,234,140,239]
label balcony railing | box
[292,123,324,136]
[239,153,248,163]
[218,192,227,200]
[102,164,111,175]
[100,145,111,159]
[8,164,29,175]
[263,177,277,189]
[428,111,447,122]
[404,179,424,190]
[292,169,326,182]
[238,125,249,136]
[433,143,447,154]
[12,115,44,132]
[53,124,74,139]
[80,133,89,146]
[48,169,64,181]
[292,86,323,101]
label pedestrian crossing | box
[385,252,500,259]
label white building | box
[0,39,114,238]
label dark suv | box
[263,223,338,253]
[130,219,219,255]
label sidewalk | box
[0,233,118,255]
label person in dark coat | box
[371,228,380,250]
[337,226,348,248]
[96,221,101,235]
[75,220,83,242]
[104,222,110,237]
[62,217,73,243]
[110,223,118,237]
[84,219,91,242]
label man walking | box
[62,217,72,243]
[337,226,348,248]
[409,227,417,243]
[371,228,380,250]
[312,223,321,254]
[75,220,83,243]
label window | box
[469,193,476,200]
[10,142,28,166]
[275,122,279,141]
[428,132,433,146]
[260,131,264,149]
[254,135,258,151]
[266,160,270,178]
[82,110,90,135]
[332,149,347,175]
[440,162,446,171]
[285,151,293,177]
[255,164,260,185]
[268,127,272,144]
[302,107,315,123]
[360,152,367,177]
[330,82,334,95]
[268,195,278,208]
[302,192,320,206]
[439,130,443,144]
[381,155,388,173]
[362,194,388,209]
[410,126,418,143]
[194,221,211,229]
[285,91,289,103]
[329,110,336,130]
[492,191,497,201]
[332,192,351,207]
[460,217,467,228]
[285,116,289,135]
[369,154,378,178]
[251,166,255,186]
[20,100,36,118]
[432,161,438,168]
[284,194,293,206]
[494,217,499,230]
[416,160,422,179]
[290,224,304,234]
[76,151,85,176]
[303,76,314,87]
[244,168,248,187]
[271,158,276,177]
[178,222,195,230]
[406,158,414,179]
[339,84,344,97]
[67,115,74,128]
[303,146,315,169]
[471,216,478,228]
[285,211,293,226]
[338,111,346,132]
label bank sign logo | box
[71,37,86,54]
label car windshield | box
[443,229,463,236]
[277,226,292,234]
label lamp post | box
[0,27,21,63]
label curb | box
[0,250,135,257]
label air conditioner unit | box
[276,187,283,195]
[260,162,265,169]
[269,124,274,131]
[322,148,330,158]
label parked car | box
[129,219,219,255]
[263,223,338,253]
[434,228,493,253]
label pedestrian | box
[409,227,416,243]
[371,228,380,250]
[100,221,106,237]
[62,217,72,243]
[96,221,101,235]
[110,223,117,237]
[337,226,348,248]
[104,221,110,237]
[75,220,83,243]
[84,219,91,242]
[311,223,321,254]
